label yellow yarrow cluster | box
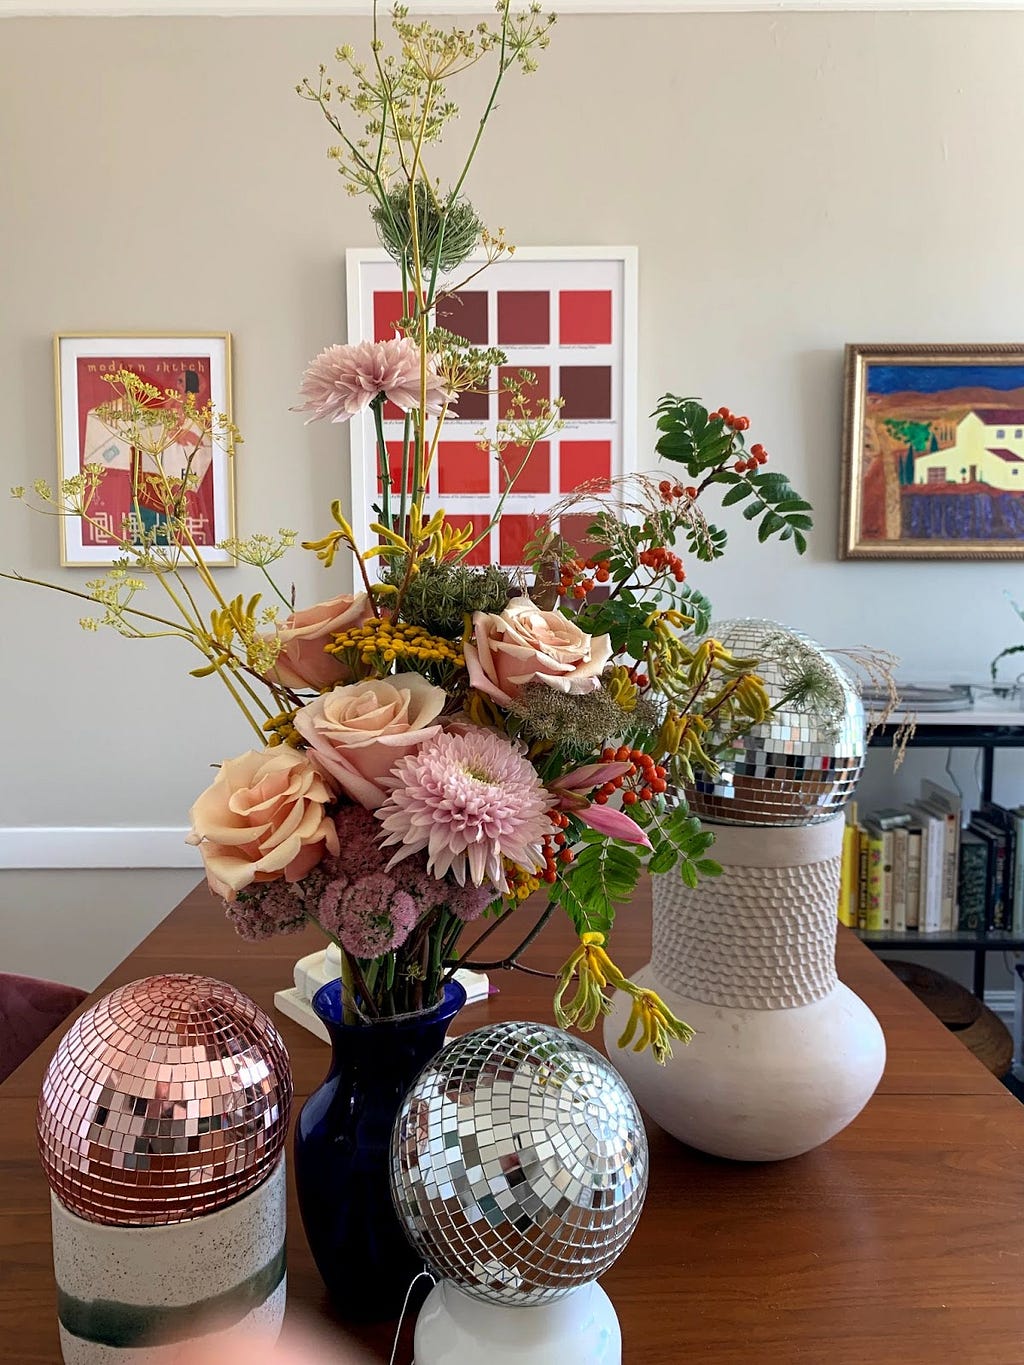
[554,932,694,1065]
[263,711,301,748]
[504,860,541,902]
[327,618,464,671]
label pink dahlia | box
[377,729,554,890]
[295,338,453,423]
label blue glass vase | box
[294,978,467,1321]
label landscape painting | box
[840,344,1024,559]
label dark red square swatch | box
[438,441,490,495]
[559,440,612,493]
[373,291,414,342]
[559,291,612,345]
[500,442,550,493]
[497,291,550,346]
[377,441,415,494]
[560,513,608,557]
[436,291,489,345]
[559,366,612,421]
[450,386,490,422]
[499,513,546,566]
[498,366,550,419]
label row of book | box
[838,781,1024,935]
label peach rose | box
[293,672,446,810]
[186,747,339,902]
[464,595,613,706]
[265,593,373,691]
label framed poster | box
[840,343,1024,560]
[345,247,638,569]
[54,333,235,567]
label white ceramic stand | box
[605,815,886,1161]
[414,1280,621,1365]
[51,1155,287,1363]
[274,942,490,1041]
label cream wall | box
[3,11,1024,988]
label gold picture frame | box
[840,342,1024,561]
[54,332,236,568]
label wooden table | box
[3,881,1024,1364]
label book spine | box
[957,842,987,931]
[857,826,869,931]
[912,824,928,933]
[880,828,894,932]
[838,823,858,928]
[865,828,885,933]
[923,819,943,933]
[1014,812,1024,935]
[892,826,909,933]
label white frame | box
[344,245,638,567]
[54,332,236,568]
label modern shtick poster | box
[841,343,1024,560]
[54,333,235,567]
[346,247,637,569]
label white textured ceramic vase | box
[414,1281,621,1365]
[51,1155,287,1363]
[605,814,885,1161]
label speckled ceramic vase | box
[50,1155,287,1363]
[605,815,886,1161]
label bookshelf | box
[860,702,1024,998]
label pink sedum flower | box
[377,729,554,890]
[295,338,453,423]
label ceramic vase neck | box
[651,816,844,1010]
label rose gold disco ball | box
[37,974,292,1226]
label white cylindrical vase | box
[414,1280,621,1365]
[605,814,885,1161]
[51,1154,287,1363]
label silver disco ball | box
[686,618,865,826]
[390,1021,648,1306]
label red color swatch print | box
[559,291,612,345]
[501,443,550,494]
[499,514,546,566]
[559,440,612,493]
[438,442,490,495]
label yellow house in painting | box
[914,409,1024,489]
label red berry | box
[559,849,574,864]
[640,786,654,802]
[622,791,638,806]
[594,792,609,805]
[733,461,745,473]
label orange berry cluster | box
[540,810,574,883]
[733,443,770,475]
[595,747,669,806]
[713,406,750,432]
[638,544,686,583]
[558,555,611,600]
[657,479,699,503]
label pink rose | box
[293,672,446,809]
[265,593,373,692]
[464,595,613,706]
[186,747,339,902]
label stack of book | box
[837,784,1024,935]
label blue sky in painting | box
[868,364,1024,394]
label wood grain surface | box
[2,881,1023,1363]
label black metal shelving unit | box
[860,712,1024,997]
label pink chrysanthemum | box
[294,338,453,423]
[377,730,554,890]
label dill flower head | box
[294,338,453,423]
[377,729,554,889]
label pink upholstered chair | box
[0,974,87,1083]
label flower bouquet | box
[7,1,812,1066]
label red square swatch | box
[453,514,491,566]
[559,440,612,493]
[376,441,415,494]
[500,442,550,494]
[497,291,550,345]
[373,290,414,342]
[499,513,546,566]
[450,386,490,422]
[559,290,612,345]
[559,366,612,421]
[438,441,490,495]
[560,513,608,558]
[498,366,550,419]
[436,291,489,345]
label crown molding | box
[4,0,1024,14]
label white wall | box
[3,10,1024,987]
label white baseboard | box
[0,827,200,870]
[986,989,1016,1024]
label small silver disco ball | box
[390,1021,648,1306]
[686,618,865,827]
